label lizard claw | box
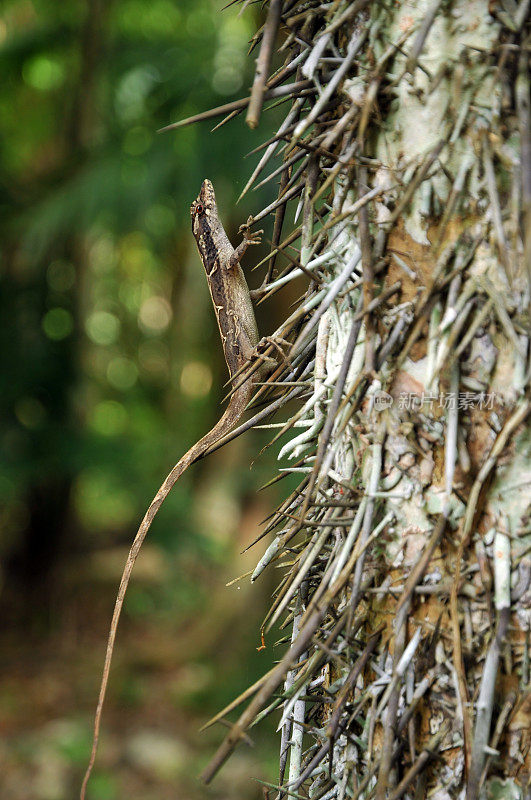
[239,215,263,246]
[254,335,293,369]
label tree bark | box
[204,2,530,797]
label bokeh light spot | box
[115,65,159,122]
[23,55,65,91]
[212,66,243,95]
[86,311,120,345]
[138,296,172,333]
[90,400,128,435]
[107,357,138,390]
[180,361,212,398]
[118,283,143,313]
[42,308,73,340]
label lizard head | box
[190,179,216,236]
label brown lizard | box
[81,179,262,799]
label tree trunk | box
[203,2,530,798]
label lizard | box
[81,178,263,799]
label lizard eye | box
[195,203,204,215]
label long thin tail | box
[81,385,251,799]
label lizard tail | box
[80,383,252,799]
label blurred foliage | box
[0,0,281,570]
[0,1,286,795]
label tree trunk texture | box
[202,2,530,798]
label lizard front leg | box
[228,215,263,269]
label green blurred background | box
[0,1,291,797]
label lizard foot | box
[239,215,263,246]
[255,335,293,369]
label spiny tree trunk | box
[193,2,529,798]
